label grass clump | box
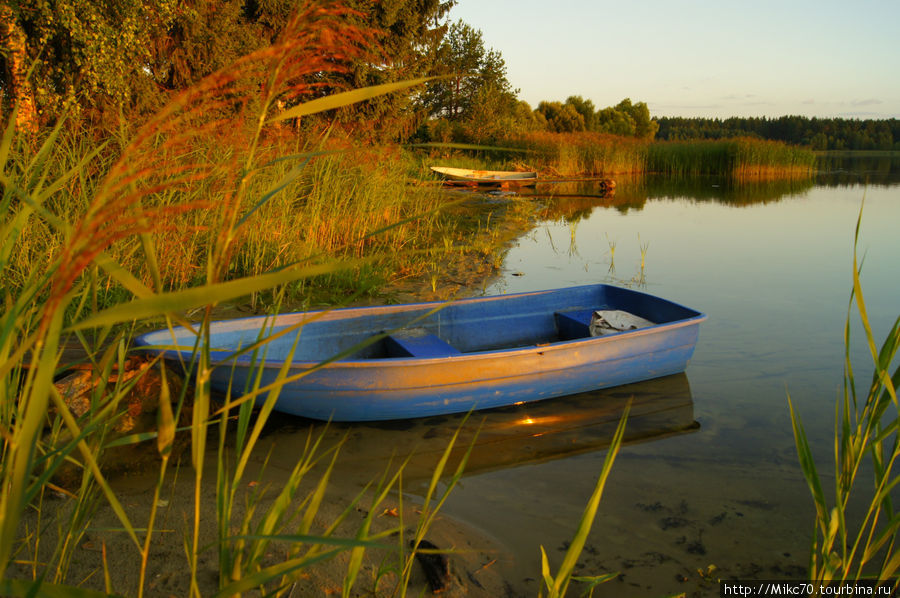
[790,206,900,589]
[0,4,462,595]
[0,126,462,312]
[428,132,814,180]
[508,131,647,176]
[648,137,815,179]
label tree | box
[147,1,282,94]
[1,0,456,134]
[565,95,596,131]
[595,106,634,136]
[535,101,585,133]
[0,3,37,133]
[617,98,658,139]
[339,0,456,139]
[420,19,516,123]
[1,0,180,128]
[592,98,657,139]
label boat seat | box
[555,309,595,340]
[384,328,461,358]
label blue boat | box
[134,284,706,422]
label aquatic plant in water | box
[790,205,900,589]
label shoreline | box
[15,190,545,597]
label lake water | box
[263,156,900,596]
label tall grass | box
[508,131,647,175]
[485,132,815,180]
[0,3,453,596]
[790,206,900,588]
[0,3,623,596]
[647,137,816,179]
[1,129,455,311]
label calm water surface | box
[265,157,900,596]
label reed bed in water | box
[497,132,813,179]
[506,131,647,175]
[647,137,816,178]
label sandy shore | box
[13,416,533,598]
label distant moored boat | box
[430,166,538,186]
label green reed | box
[790,205,900,588]
[489,132,812,180]
[540,403,628,598]
[0,6,457,596]
[2,131,452,312]
[647,137,816,178]
[506,131,647,175]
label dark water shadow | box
[257,373,697,487]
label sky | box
[449,0,900,120]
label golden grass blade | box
[545,401,630,598]
[342,460,409,598]
[0,308,63,571]
[540,546,554,595]
[214,541,382,597]
[0,579,125,598]
[878,547,900,580]
[399,416,478,597]
[67,259,354,331]
[156,364,176,458]
[47,384,141,551]
[268,77,436,124]
[789,394,830,529]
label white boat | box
[430,166,538,186]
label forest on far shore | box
[3,0,897,153]
[654,115,900,151]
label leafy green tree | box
[595,106,634,136]
[565,95,597,131]
[420,19,516,123]
[617,98,658,139]
[536,101,585,132]
[1,0,180,127]
[591,98,657,139]
[461,82,539,142]
[147,1,287,94]
[339,0,456,139]
[2,0,456,134]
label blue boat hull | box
[134,284,706,421]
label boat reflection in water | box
[259,373,697,486]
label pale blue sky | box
[450,0,900,119]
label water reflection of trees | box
[508,156,899,224]
[633,175,817,206]
[527,176,816,222]
[521,181,645,222]
[815,155,900,187]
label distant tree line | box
[12,1,882,152]
[655,116,900,151]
